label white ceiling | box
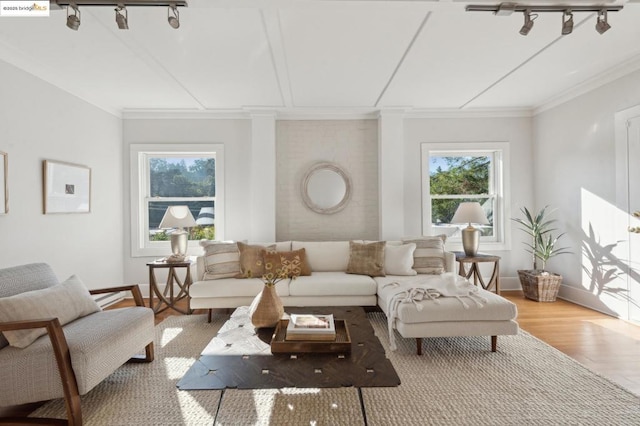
[1,0,640,117]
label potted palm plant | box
[512,206,571,302]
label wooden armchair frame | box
[0,284,153,426]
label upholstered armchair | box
[0,263,155,426]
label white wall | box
[122,118,253,285]
[533,70,640,318]
[0,60,123,288]
[404,116,534,289]
[276,120,379,241]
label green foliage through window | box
[429,155,494,236]
[147,156,216,241]
[150,158,215,197]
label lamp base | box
[461,226,480,257]
[170,231,188,256]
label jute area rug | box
[32,312,640,425]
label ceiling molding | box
[121,105,535,120]
[405,107,533,119]
[260,9,292,108]
[275,108,380,120]
[122,109,252,119]
[533,53,640,116]
[375,11,431,107]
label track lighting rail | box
[52,1,187,6]
[466,3,623,14]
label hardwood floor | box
[502,290,640,395]
[2,291,638,420]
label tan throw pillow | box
[199,240,241,280]
[346,241,386,277]
[384,243,417,276]
[0,275,101,348]
[403,235,446,274]
[236,242,276,278]
[262,249,312,278]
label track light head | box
[66,5,80,31]
[596,9,611,34]
[519,9,536,36]
[168,4,180,29]
[561,10,573,35]
[115,5,129,30]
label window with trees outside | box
[130,144,224,257]
[421,142,509,250]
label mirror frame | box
[301,162,352,214]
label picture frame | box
[0,151,7,214]
[43,160,91,214]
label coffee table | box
[178,306,400,390]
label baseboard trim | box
[557,284,623,319]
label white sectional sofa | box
[189,239,518,355]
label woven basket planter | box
[517,270,563,302]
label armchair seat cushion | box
[0,306,154,406]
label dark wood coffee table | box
[178,306,400,390]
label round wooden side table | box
[454,252,501,294]
[146,258,194,315]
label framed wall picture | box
[0,151,7,214]
[43,160,91,214]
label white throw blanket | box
[383,272,488,351]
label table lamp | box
[159,205,196,256]
[451,202,489,256]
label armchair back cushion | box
[0,275,101,348]
[0,262,59,349]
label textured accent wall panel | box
[276,120,379,241]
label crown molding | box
[533,53,640,116]
[275,107,379,120]
[121,109,252,120]
[404,107,533,119]
[121,106,536,120]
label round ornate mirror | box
[301,162,352,214]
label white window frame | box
[130,143,225,257]
[421,142,510,251]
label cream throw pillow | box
[384,243,417,276]
[346,241,386,277]
[0,275,101,348]
[200,240,241,280]
[402,235,446,274]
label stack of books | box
[285,314,336,341]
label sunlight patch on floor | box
[251,389,278,423]
[164,356,196,379]
[177,389,214,426]
[584,318,640,341]
[161,327,183,347]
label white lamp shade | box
[451,202,489,225]
[195,207,215,226]
[158,205,197,229]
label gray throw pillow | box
[0,275,101,348]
